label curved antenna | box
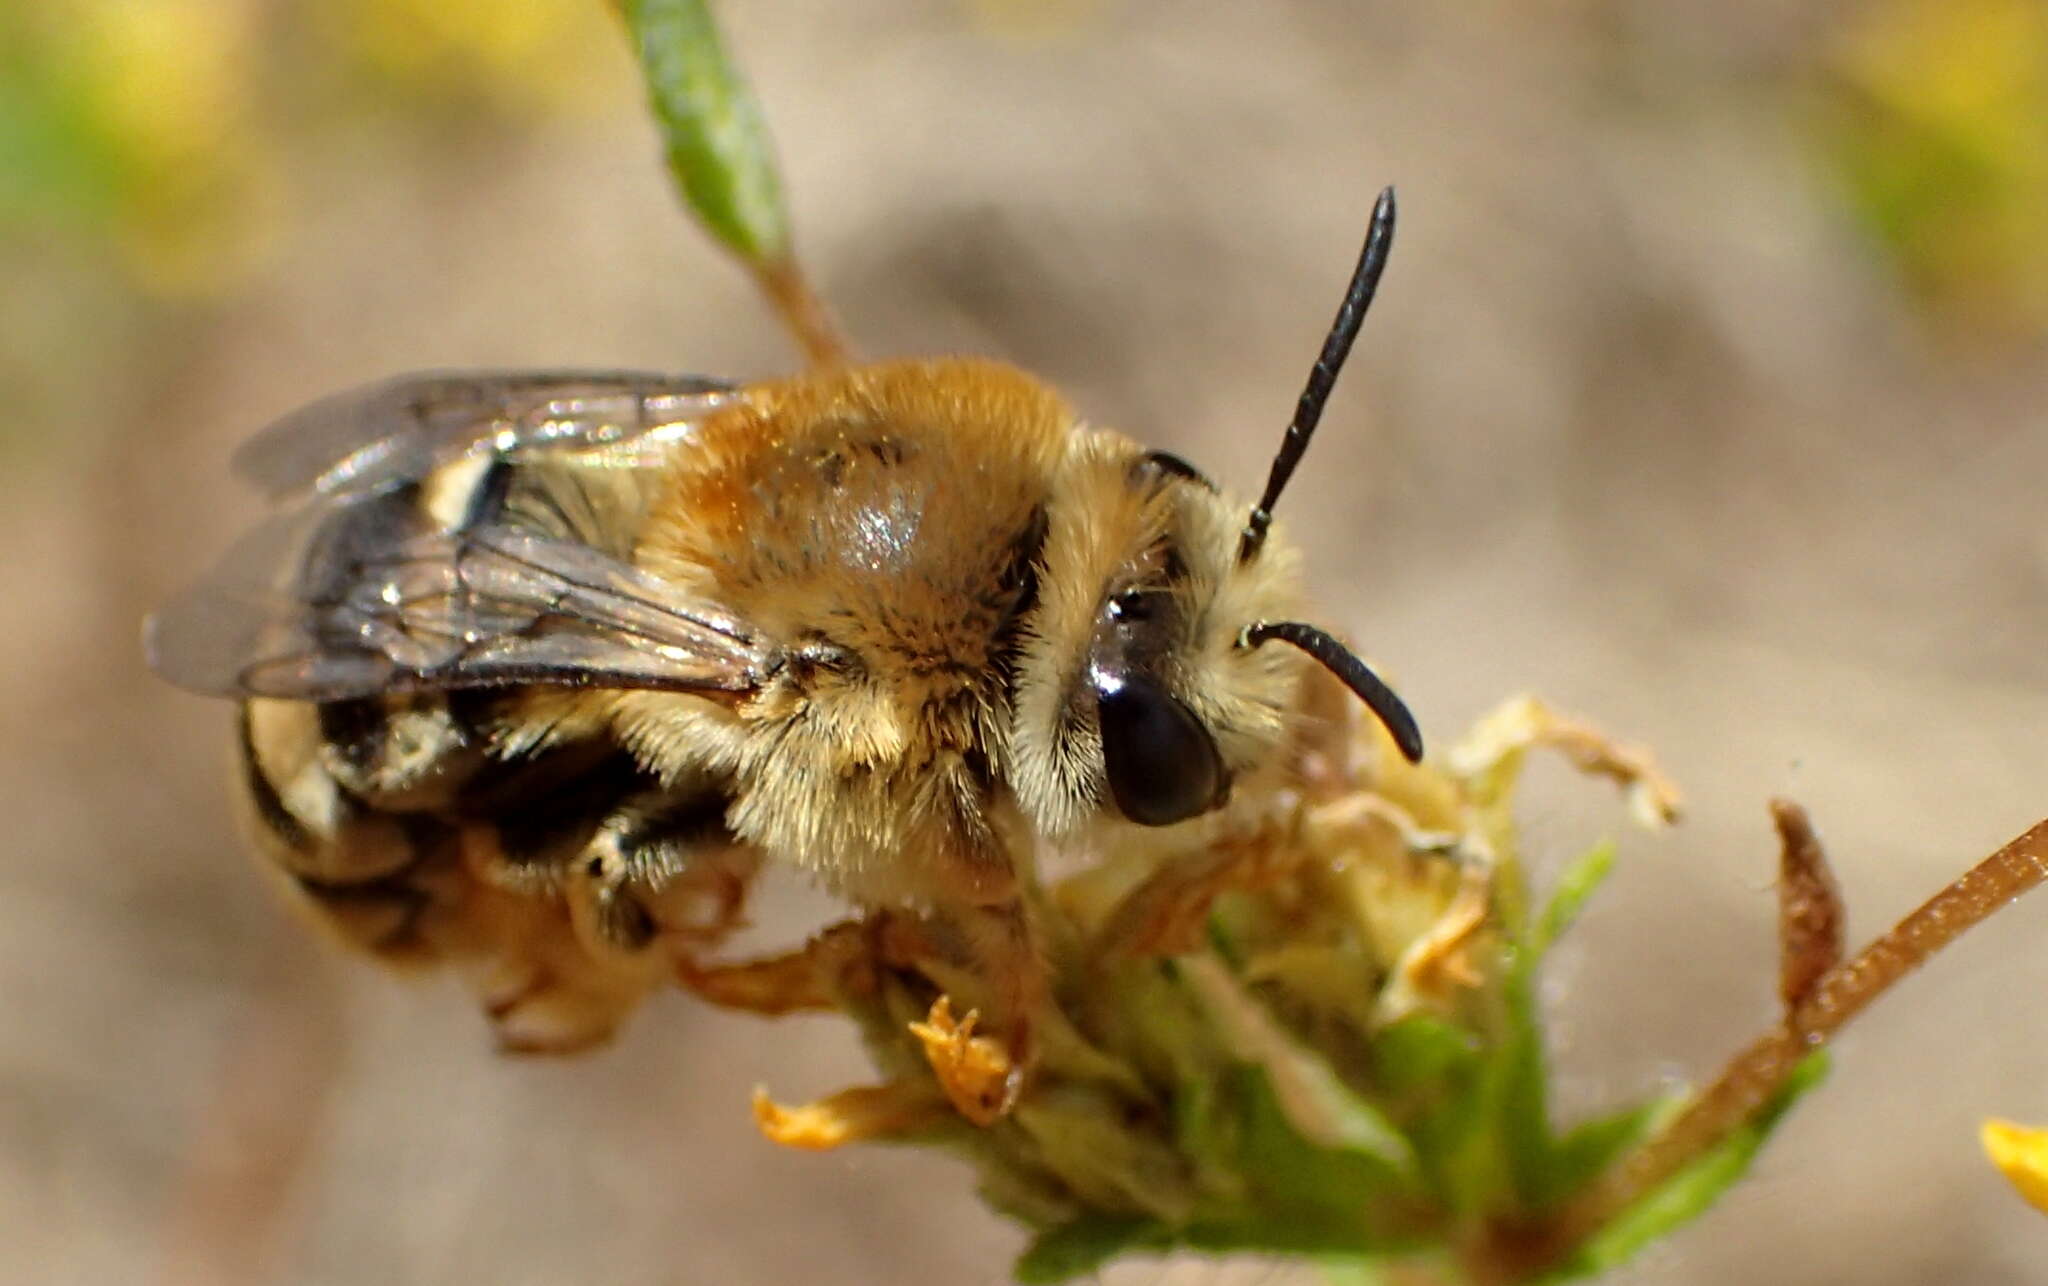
[1240,620,1423,763]
[1239,186,1397,563]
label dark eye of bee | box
[1094,673,1225,827]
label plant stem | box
[1544,811,2048,1259]
[751,256,849,367]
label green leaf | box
[1175,1214,1423,1260]
[1454,843,1619,1213]
[1180,956,1418,1180]
[1225,1067,1416,1225]
[1545,1051,1830,1281]
[1010,1083,1206,1220]
[1014,1215,1166,1284]
[1371,1015,1488,1207]
[1537,1093,1684,1208]
[1533,842,1617,957]
[1372,1013,1481,1097]
[619,0,790,265]
[1492,943,1555,1211]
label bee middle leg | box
[462,788,762,1053]
[672,919,869,1015]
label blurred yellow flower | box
[85,0,274,294]
[1982,1119,2048,1214]
[1820,0,2048,334]
[3,0,619,298]
[327,0,624,114]
[1,0,271,294]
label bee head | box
[1010,187,1420,836]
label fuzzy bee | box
[147,188,1421,1115]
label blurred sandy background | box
[4,1,2046,1283]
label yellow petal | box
[1982,1119,2048,1214]
[908,996,1017,1126]
[751,1082,945,1151]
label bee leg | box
[673,919,868,1016]
[558,805,762,962]
[241,723,638,1054]
[445,774,752,1053]
[459,815,751,1054]
[744,907,1043,1141]
[449,849,665,1056]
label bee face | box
[1009,438,1306,838]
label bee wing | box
[231,369,738,500]
[148,370,770,701]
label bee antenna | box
[1238,185,1397,564]
[1239,620,1422,763]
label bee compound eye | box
[1095,674,1226,827]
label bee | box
[147,188,1422,1109]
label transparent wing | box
[147,370,770,701]
[232,368,738,499]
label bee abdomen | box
[315,693,487,807]
[238,699,457,957]
[238,705,316,856]
[288,866,437,958]
[241,702,418,875]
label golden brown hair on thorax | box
[621,357,1078,905]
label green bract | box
[621,0,791,267]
